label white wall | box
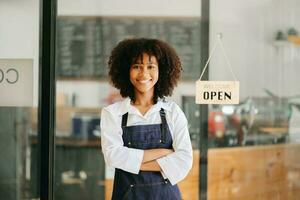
[57,0,201,17]
[2,0,299,108]
[0,0,39,106]
[210,0,300,99]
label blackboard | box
[56,17,201,80]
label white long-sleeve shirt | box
[100,97,193,185]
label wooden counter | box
[208,143,300,200]
[30,108,300,199]
[106,144,300,200]
[178,150,200,200]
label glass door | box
[206,0,300,199]
[55,0,201,199]
[0,1,41,199]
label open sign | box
[0,59,33,107]
[196,81,239,104]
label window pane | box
[0,1,40,199]
[55,0,201,199]
[207,0,300,199]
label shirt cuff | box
[160,171,167,179]
[156,156,177,185]
[125,148,144,174]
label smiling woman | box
[129,53,159,113]
[101,38,193,200]
[108,38,182,104]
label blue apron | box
[111,108,182,200]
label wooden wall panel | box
[104,179,113,200]
[208,144,300,200]
[178,150,199,200]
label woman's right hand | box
[142,148,174,163]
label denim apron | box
[111,108,182,200]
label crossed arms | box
[140,148,174,171]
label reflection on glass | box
[0,1,40,199]
[0,108,39,199]
[54,105,104,200]
[56,0,201,198]
[205,0,300,198]
[199,87,300,149]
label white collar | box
[118,97,171,117]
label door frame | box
[199,0,210,200]
[38,0,57,199]
[37,0,209,199]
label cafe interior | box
[1,0,300,199]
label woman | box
[101,38,193,200]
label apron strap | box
[122,112,128,127]
[159,108,167,144]
[122,110,168,144]
[121,112,133,146]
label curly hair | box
[108,38,182,104]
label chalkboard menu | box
[56,17,201,80]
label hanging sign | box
[0,59,33,107]
[195,33,240,105]
[196,81,239,104]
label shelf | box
[288,35,300,45]
[273,36,300,47]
